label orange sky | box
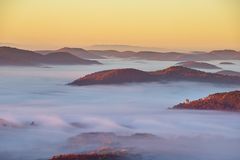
[0,0,239,51]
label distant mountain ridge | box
[87,44,164,52]
[37,47,240,61]
[56,47,104,59]
[0,46,101,66]
[176,61,221,69]
[2,46,240,64]
[89,49,240,61]
[69,66,240,86]
[36,47,104,59]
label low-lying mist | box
[0,59,240,160]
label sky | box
[0,0,239,51]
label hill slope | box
[69,66,240,86]
[173,91,240,111]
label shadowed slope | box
[0,46,101,66]
[0,46,43,65]
[216,70,240,77]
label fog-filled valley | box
[0,59,240,160]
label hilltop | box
[69,66,240,86]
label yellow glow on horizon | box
[0,0,239,51]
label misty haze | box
[0,59,240,160]
[1,0,240,160]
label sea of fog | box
[0,59,240,160]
